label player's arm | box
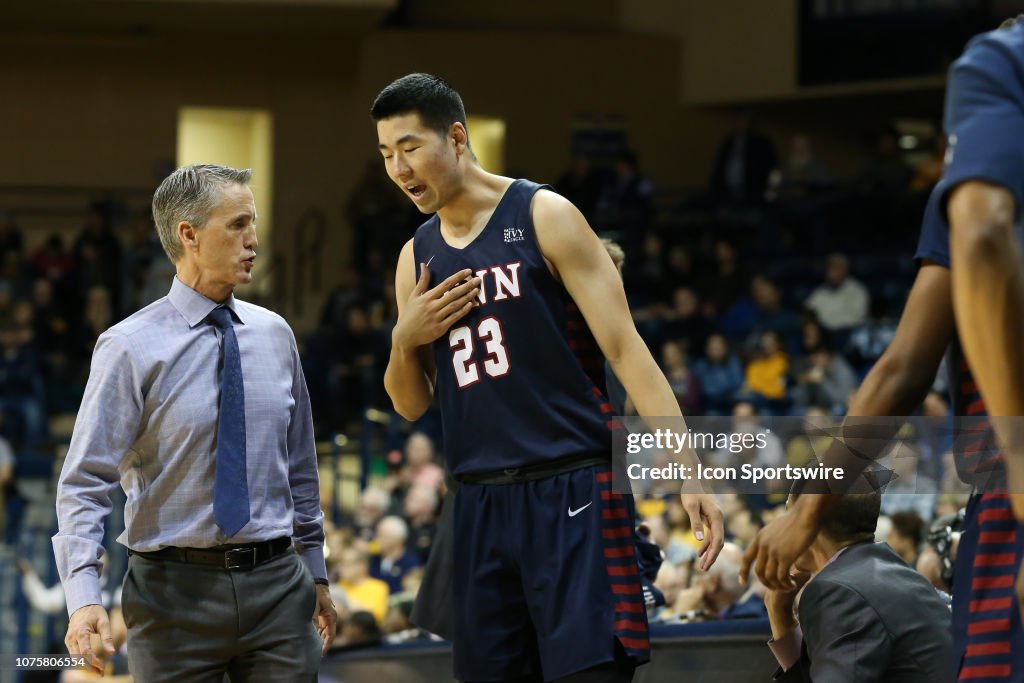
[384,238,479,421]
[743,262,954,589]
[532,190,724,569]
[950,182,1024,429]
[940,29,1024,517]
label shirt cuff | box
[768,625,803,672]
[297,545,328,583]
[63,571,103,618]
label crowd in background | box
[0,122,968,650]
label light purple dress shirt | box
[53,277,326,616]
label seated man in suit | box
[765,486,953,682]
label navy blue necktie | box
[208,306,250,537]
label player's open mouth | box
[407,184,426,199]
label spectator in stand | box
[403,484,439,563]
[336,547,389,624]
[888,510,925,568]
[0,214,23,260]
[764,133,837,254]
[555,153,604,221]
[78,286,113,360]
[31,234,75,285]
[858,129,914,196]
[72,208,122,309]
[742,331,790,413]
[353,487,392,543]
[31,278,78,411]
[370,516,422,595]
[0,320,45,447]
[880,444,938,523]
[594,149,654,239]
[692,334,743,416]
[712,402,785,473]
[750,276,800,344]
[346,159,415,262]
[710,114,779,209]
[793,346,859,416]
[328,304,386,430]
[664,243,697,293]
[727,506,764,549]
[626,232,667,305]
[319,266,365,333]
[804,253,870,335]
[657,287,713,354]
[336,611,383,650]
[720,275,800,348]
[120,213,163,316]
[660,340,701,414]
[401,431,443,493]
[785,407,834,466]
[700,240,751,316]
[674,543,766,620]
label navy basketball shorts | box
[951,493,1024,682]
[452,464,650,681]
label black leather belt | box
[456,454,610,485]
[130,537,292,570]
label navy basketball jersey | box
[412,179,613,475]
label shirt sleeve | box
[52,332,143,616]
[940,28,1024,220]
[768,625,803,672]
[286,329,327,583]
[914,183,952,268]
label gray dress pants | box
[122,548,321,682]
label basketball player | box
[374,73,724,682]
[743,19,1024,680]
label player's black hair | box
[371,73,468,138]
[792,470,883,544]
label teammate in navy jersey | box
[373,73,724,682]
[742,18,1024,681]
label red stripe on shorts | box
[970,597,1013,613]
[960,664,1012,679]
[974,554,1016,568]
[973,576,1016,590]
[968,619,1011,636]
[966,642,1012,657]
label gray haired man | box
[54,164,336,681]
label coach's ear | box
[178,221,198,251]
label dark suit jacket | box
[775,541,953,683]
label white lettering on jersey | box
[491,262,522,301]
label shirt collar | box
[167,276,245,328]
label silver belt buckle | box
[225,547,256,569]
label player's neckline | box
[436,179,520,253]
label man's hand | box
[65,604,115,674]
[313,583,338,656]
[681,493,724,571]
[764,571,811,640]
[393,264,480,350]
[742,497,823,590]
